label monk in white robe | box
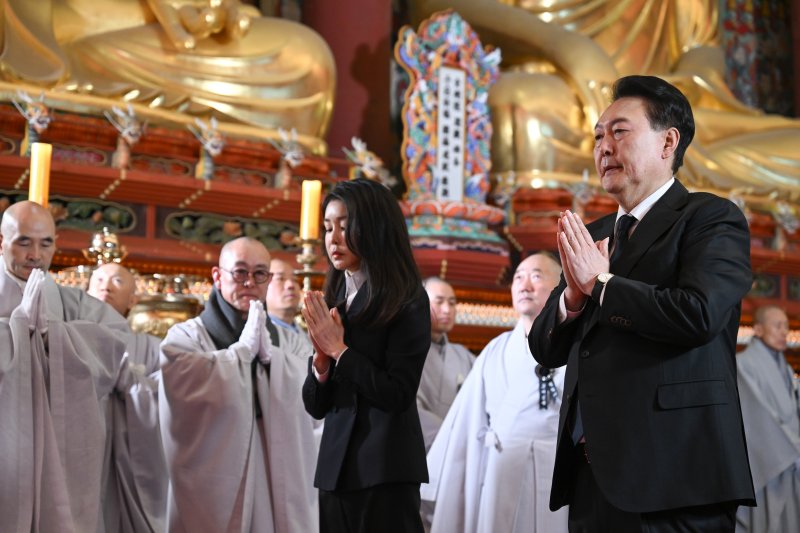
[736,305,800,533]
[89,262,168,533]
[417,277,475,451]
[0,201,129,533]
[422,253,569,533]
[159,237,317,533]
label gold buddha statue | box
[410,0,800,200]
[0,0,335,153]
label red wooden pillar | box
[302,1,394,164]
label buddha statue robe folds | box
[410,0,800,199]
[0,0,335,151]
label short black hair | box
[322,178,422,328]
[612,75,695,174]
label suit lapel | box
[612,180,688,277]
[591,214,616,243]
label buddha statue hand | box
[147,0,253,50]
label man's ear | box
[753,323,764,339]
[662,127,680,161]
[211,266,221,288]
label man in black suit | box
[530,75,756,532]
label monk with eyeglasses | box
[158,236,319,532]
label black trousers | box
[568,444,737,533]
[319,483,423,533]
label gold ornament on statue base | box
[83,227,129,265]
[0,0,336,154]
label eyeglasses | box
[219,267,273,284]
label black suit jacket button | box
[580,350,590,358]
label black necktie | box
[570,214,638,445]
[609,214,637,268]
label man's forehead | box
[270,260,294,273]
[516,256,547,275]
[9,217,55,239]
[13,231,54,240]
[763,309,789,322]
[516,265,543,274]
[596,97,646,128]
[228,258,269,268]
[426,280,455,296]
[94,264,131,278]
[220,243,270,267]
[594,116,631,131]
[431,291,456,300]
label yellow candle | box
[300,180,322,240]
[29,142,52,208]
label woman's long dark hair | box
[322,178,422,328]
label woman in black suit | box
[302,178,430,533]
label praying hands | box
[557,210,609,310]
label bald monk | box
[417,277,475,452]
[159,236,317,532]
[88,262,139,317]
[0,201,129,532]
[88,263,168,533]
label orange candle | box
[29,142,52,208]
[300,180,322,240]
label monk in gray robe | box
[88,262,168,533]
[423,253,568,533]
[159,237,317,533]
[736,305,800,533]
[0,201,129,532]
[417,277,475,451]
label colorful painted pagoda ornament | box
[395,10,506,255]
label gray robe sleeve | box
[104,332,168,533]
[0,277,128,533]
